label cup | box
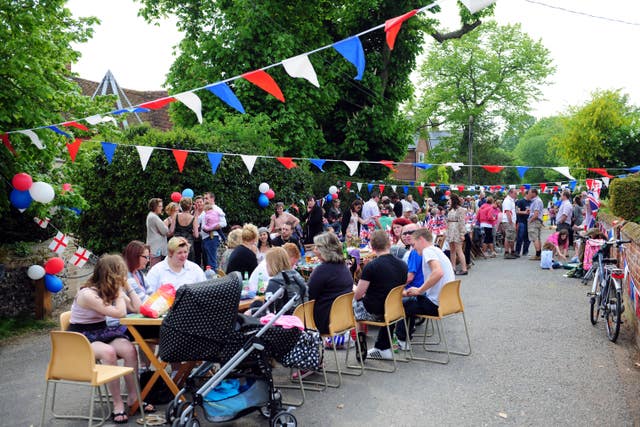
[305,254,312,263]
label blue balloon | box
[10,189,32,210]
[182,188,194,198]
[44,274,63,293]
[325,194,332,202]
[258,194,269,208]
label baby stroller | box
[160,272,317,427]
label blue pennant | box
[516,166,530,179]
[629,165,640,173]
[367,183,374,193]
[111,107,150,115]
[333,36,366,80]
[403,186,409,195]
[310,159,326,172]
[47,125,71,138]
[206,82,245,114]
[207,152,223,175]
[101,142,116,164]
[413,163,432,170]
[569,180,577,190]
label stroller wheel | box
[185,418,201,427]
[167,401,189,424]
[271,411,297,427]
[260,406,271,418]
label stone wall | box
[0,265,35,317]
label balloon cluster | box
[324,185,339,202]
[10,173,55,212]
[27,257,64,293]
[170,188,195,203]
[258,183,275,208]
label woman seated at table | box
[545,228,570,262]
[123,240,151,300]
[225,223,259,278]
[257,226,273,263]
[68,254,152,424]
[264,246,308,314]
[146,236,206,294]
[220,228,243,273]
[307,232,353,334]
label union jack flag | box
[584,191,600,229]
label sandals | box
[112,411,128,424]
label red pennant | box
[585,178,594,190]
[540,183,547,193]
[587,168,613,178]
[63,121,89,131]
[66,138,82,162]
[379,160,397,172]
[552,186,558,192]
[1,133,16,156]
[139,97,176,110]
[417,186,424,196]
[346,181,352,190]
[520,186,526,194]
[242,70,285,102]
[384,9,418,50]
[379,184,385,194]
[276,157,297,169]
[172,149,188,172]
[482,165,505,174]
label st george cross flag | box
[49,232,69,255]
[34,217,50,229]
[70,247,91,268]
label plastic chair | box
[59,311,71,331]
[411,280,471,364]
[358,285,411,372]
[39,331,144,427]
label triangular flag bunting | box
[413,163,432,169]
[403,186,409,195]
[356,182,363,191]
[587,168,613,178]
[367,183,374,193]
[66,138,82,162]
[101,142,116,164]
[333,36,366,80]
[482,165,504,173]
[47,125,72,138]
[175,92,203,124]
[85,114,116,126]
[346,181,352,190]
[17,130,44,149]
[379,160,396,172]
[460,0,496,14]
[241,155,258,174]
[206,82,245,113]
[71,247,91,268]
[552,166,575,180]
[172,149,188,173]
[136,146,154,171]
[379,184,385,194]
[384,9,418,50]
[207,152,223,175]
[445,162,464,172]
[282,54,320,87]
[277,157,297,169]
[602,177,610,188]
[430,185,436,194]
[242,70,285,102]
[516,166,530,179]
[417,186,424,196]
[309,159,326,172]
[1,133,16,156]
[458,185,465,192]
[629,165,640,173]
[63,121,89,131]
[391,185,397,192]
[112,107,149,114]
[540,183,547,192]
[139,97,176,110]
[585,178,594,190]
[343,160,360,176]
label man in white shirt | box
[199,192,227,270]
[395,228,455,347]
[502,188,518,259]
[556,190,573,246]
[362,190,381,229]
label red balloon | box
[445,190,451,196]
[331,193,338,200]
[265,189,275,200]
[44,257,64,275]
[12,173,33,191]
[170,192,181,203]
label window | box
[417,152,425,163]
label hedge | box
[609,173,640,223]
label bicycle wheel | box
[605,281,622,342]
[589,270,601,325]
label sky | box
[67,0,640,118]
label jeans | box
[203,236,220,270]
[515,222,530,255]
[395,295,439,341]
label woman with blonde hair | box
[68,254,151,423]
[225,223,259,277]
[264,247,308,314]
[220,228,243,273]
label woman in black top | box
[307,232,353,334]
[225,223,259,278]
[302,195,325,244]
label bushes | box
[609,173,640,223]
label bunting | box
[136,146,154,171]
[63,121,89,131]
[343,160,360,176]
[277,157,297,169]
[101,142,117,164]
[482,165,504,174]
[588,168,613,178]
[207,152,223,175]
[17,130,44,149]
[309,159,326,172]
[333,37,366,80]
[206,82,245,114]
[139,97,176,110]
[66,138,82,162]
[384,9,418,50]
[175,92,204,124]
[241,155,258,174]
[172,149,188,172]
[1,133,17,156]
[282,54,320,87]
[242,70,285,102]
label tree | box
[513,116,565,183]
[137,0,493,180]
[552,89,640,173]
[411,21,554,183]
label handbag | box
[280,329,323,370]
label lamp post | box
[468,115,474,185]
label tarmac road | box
[3,232,640,426]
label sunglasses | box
[402,230,415,236]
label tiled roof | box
[73,77,173,131]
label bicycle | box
[587,238,630,342]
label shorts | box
[503,222,516,242]
[482,226,494,244]
[352,299,383,322]
[528,220,543,242]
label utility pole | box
[468,115,474,185]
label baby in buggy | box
[159,270,319,427]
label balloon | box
[10,189,32,210]
[171,192,182,203]
[325,194,332,202]
[182,188,194,198]
[27,265,45,280]
[328,185,338,195]
[445,190,451,196]
[12,173,33,191]
[29,182,55,203]
[331,193,338,200]
[258,194,269,208]
[258,182,270,194]
[44,274,64,293]
[265,189,275,200]
[61,183,72,193]
[44,257,65,275]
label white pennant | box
[85,114,116,126]
[555,181,562,186]
[343,160,360,176]
[460,0,496,14]
[509,184,516,189]
[356,182,363,191]
[175,92,203,124]
[391,185,397,192]
[602,177,610,188]
[282,54,320,88]
[241,155,258,174]
[552,166,575,181]
[430,185,436,194]
[136,146,154,171]
[17,130,44,149]
[445,162,464,172]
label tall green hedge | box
[73,125,314,254]
[609,173,640,223]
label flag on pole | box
[70,247,91,268]
[49,232,69,254]
[34,217,50,229]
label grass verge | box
[0,316,57,342]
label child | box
[548,205,556,226]
[541,242,561,269]
[202,201,220,237]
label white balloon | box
[27,265,45,280]
[258,182,270,194]
[329,185,338,195]
[29,182,55,203]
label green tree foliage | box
[74,125,315,254]
[553,90,640,171]
[513,117,565,183]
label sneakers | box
[367,347,393,360]
[397,339,409,351]
[504,253,517,259]
[529,255,541,261]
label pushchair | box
[159,272,317,426]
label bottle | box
[242,271,250,298]
[257,272,265,296]
[205,265,216,280]
[342,241,348,260]
[392,335,399,354]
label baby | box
[202,201,220,236]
